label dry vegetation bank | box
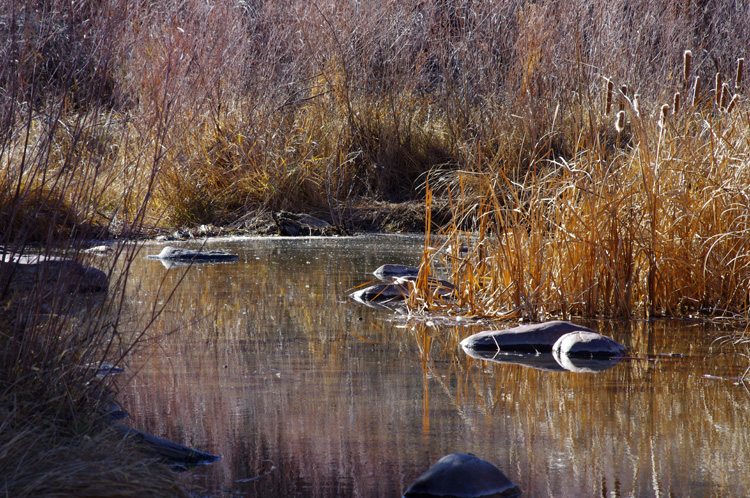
[1,0,749,494]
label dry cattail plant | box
[658,104,669,128]
[736,58,745,89]
[715,72,723,105]
[726,94,738,113]
[620,85,628,110]
[633,93,641,118]
[692,76,701,107]
[683,50,692,84]
[673,92,680,114]
[615,110,625,132]
[720,83,730,109]
[605,79,614,115]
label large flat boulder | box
[403,453,521,498]
[460,321,596,353]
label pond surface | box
[120,235,750,497]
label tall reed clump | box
[411,52,750,322]
[0,1,189,495]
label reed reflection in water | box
[120,235,750,497]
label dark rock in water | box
[1,253,108,294]
[1,252,108,314]
[552,331,626,359]
[116,425,221,471]
[460,321,595,354]
[146,246,238,267]
[373,264,420,280]
[403,453,521,498]
[272,211,344,236]
[349,276,454,307]
[350,282,410,304]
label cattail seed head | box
[692,76,701,107]
[605,79,613,116]
[615,110,625,133]
[673,92,680,114]
[683,50,692,83]
[658,104,669,128]
[715,72,722,105]
[736,58,744,89]
[720,83,730,109]
[726,94,738,114]
[620,85,628,110]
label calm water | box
[119,235,750,497]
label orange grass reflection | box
[120,237,750,497]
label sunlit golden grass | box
[411,84,750,322]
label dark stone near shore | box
[373,264,420,280]
[460,321,596,354]
[146,246,238,266]
[1,253,108,294]
[552,331,626,359]
[0,252,108,315]
[115,425,221,471]
[403,453,521,498]
[272,211,344,236]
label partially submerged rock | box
[373,264,420,280]
[403,453,521,498]
[115,425,221,471]
[349,282,410,304]
[460,321,596,354]
[146,246,238,266]
[552,331,626,359]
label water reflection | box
[119,236,750,497]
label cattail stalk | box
[715,73,722,105]
[683,50,692,84]
[736,58,745,89]
[605,79,613,116]
[692,76,701,107]
[620,85,628,111]
[720,83,730,109]
[673,92,680,114]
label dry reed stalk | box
[736,58,745,88]
[726,94,738,114]
[720,83,730,110]
[633,94,641,118]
